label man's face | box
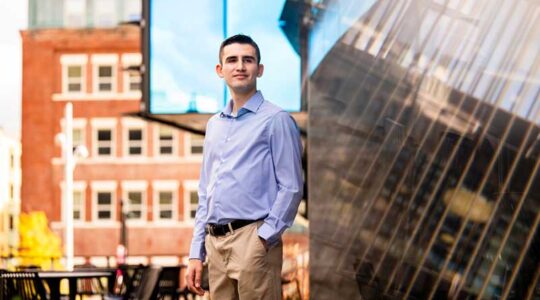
[216,43,264,95]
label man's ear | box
[257,64,264,77]
[216,64,224,78]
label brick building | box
[21,25,205,265]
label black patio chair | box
[0,271,48,300]
[130,265,162,300]
[153,266,181,300]
[74,264,107,299]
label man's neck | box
[230,89,257,115]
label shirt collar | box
[221,90,264,118]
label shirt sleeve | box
[258,111,304,245]
[189,123,212,261]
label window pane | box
[68,65,82,77]
[191,146,203,154]
[129,147,142,155]
[128,192,142,204]
[98,147,111,155]
[160,146,173,154]
[190,211,196,219]
[127,211,141,219]
[97,130,111,141]
[160,210,172,219]
[98,83,112,91]
[159,191,172,204]
[129,82,141,91]
[97,192,111,204]
[129,129,142,140]
[73,190,83,204]
[73,211,81,220]
[190,191,198,204]
[99,66,112,77]
[68,83,81,92]
[73,128,84,145]
[98,211,111,219]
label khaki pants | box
[205,222,282,300]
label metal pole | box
[64,102,74,270]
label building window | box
[158,191,174,219]
[122,118,146,157]
[126,191,144,220]
[122,53,142,94]
[127,71,141,92]
[122,181,147,222]
[96,192,113,220]
[9,152,14,169]
[92,54,118,94]
[96,65,114,92]
[61,55,87,93]
[67,65,84,92]
[156,125,176,156]
[153,181,178,222]
[127,128,144,155]
[92,118,116,158]
[73,189,84,221]
[97,129,113,156]
[187,134,204,156]
[91,181,116,222]
[183,181,199,221]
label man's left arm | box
[258,111,304,246]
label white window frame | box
[61,54,87,94]
[154,125,178,157]
[91,181,117,223]
[184,133,204,158]
[91,118,116,158]
[152,180,178,222]
[91,54,118,94]
[122,118,146,157]
[183,180,199,223]
[60,181,87,223]
[121,53,142,96]
[121,181,147,223]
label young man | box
[185,34,303,299]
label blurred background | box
[1,0,539,299]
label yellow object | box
[18,212,63,269]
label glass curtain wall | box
[309,0,540,299]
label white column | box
[64,102,74,271]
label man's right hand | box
[185,259,205,296]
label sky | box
[0,0,27,139]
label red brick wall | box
[21,27,201,258]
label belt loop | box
[227,223,234,234]
[206,224,215,236]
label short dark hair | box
[219,34,261,64]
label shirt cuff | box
[257,222,280,246]
[189,242,206,261]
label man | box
[185,34,303,299]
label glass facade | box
[308,0,540,299]
[28,0,141,29]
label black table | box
[38,270,115,300]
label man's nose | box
[236,61,246,70]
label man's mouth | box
[234,75,247,79]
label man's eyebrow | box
[224,55,256,61]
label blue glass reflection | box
[149,0,301,114]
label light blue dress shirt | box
[189,91,303,260]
